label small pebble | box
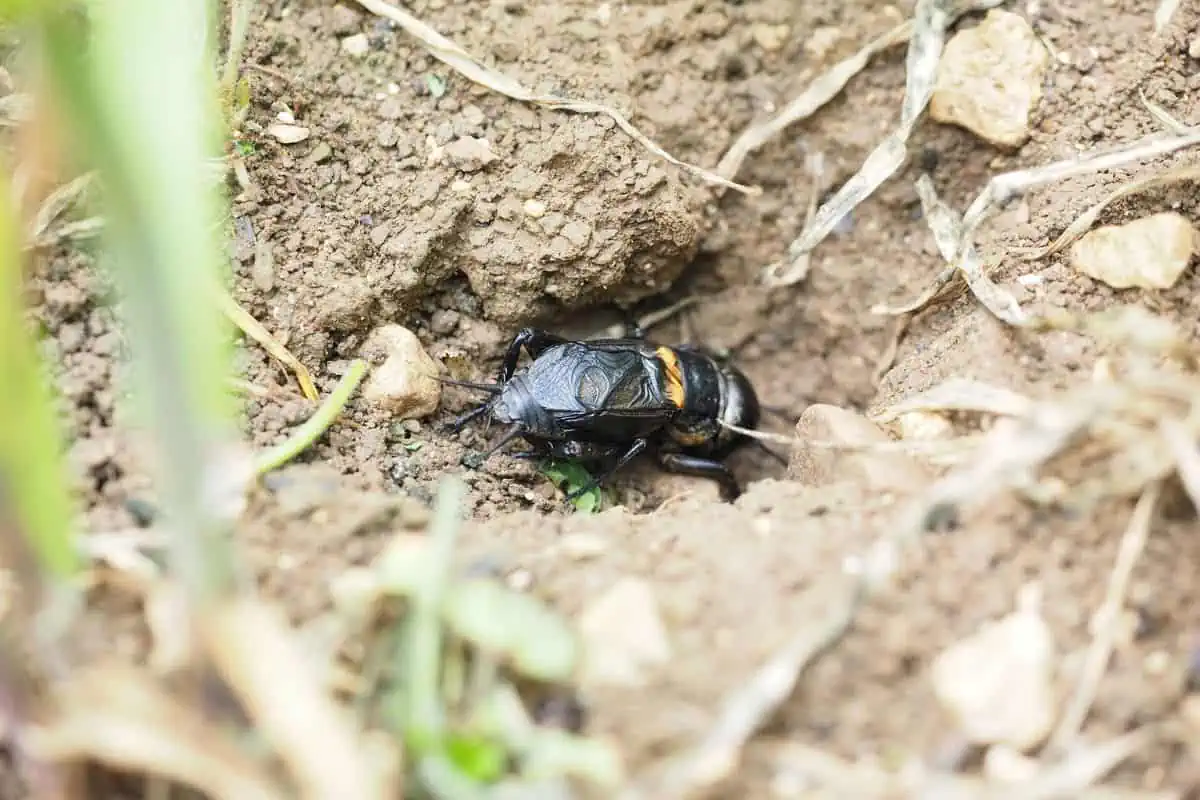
[341,33,370,57]
[579,578,671,689]
[438,136,498,172]
[307,142,333,164]
[1070,212,1197,290]
[931,584,1056,751]
[361,325,443,420]
[930,10,1049,148]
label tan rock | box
[1069,212,1197,289]
[340,33,370,57]
[789,404,930,492]
[361,325,442,420]
[929,10,1050,148]
[579,578,671,689]
[931,586,1056,751]
[441,136,498,172]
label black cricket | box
[444,326,764,501]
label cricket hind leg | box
[563,438,650,502]
[657,451,742,501]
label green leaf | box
[444,733,506,783]
[538,459,604,514]
[441,579,578,683]
[520,728,624,788]
[425,73,447,98]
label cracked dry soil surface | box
[25,0,1200,796]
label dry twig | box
[1014,164,1200,262]
[716,20,913,185]
[352,0,757,195]
[1046,483,1161,753]
[626,573,865,799]
[770,727,1171,800]
[776,0,1003,277]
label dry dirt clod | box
[266,123,311,144]
[930,585,1056,751]
[789,404,930,492]
[439,136,498,172]
[1069,212,1197,290]
[929,9,1049,148]
[579,577,671,690]
[360,324,442,420]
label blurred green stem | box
[0,159,77,586]
[36,0,238,604]
[254,359,367,475]
[408,476,467,747]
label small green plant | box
[539,459,606,513]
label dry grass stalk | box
[1138,89,1194,136]
[1046,482,1161,754]
[626,573,865,800]
[715,19,913,185]
[26,663,286,800]
[881,132,1200,320]
[871,377,1033,422]
[214,287,319,402]
[1154,0,1184,32]
[351,0,757,195]
[720,419,983,460]
[916,174,1026,323]
[771,727,1173,800]
[958,130,1200,255]
[1015,164,1200,262]
[777,0,1004,276]
[201,597,386,799]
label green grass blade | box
[0,169,77,582]
[37,0,237,602]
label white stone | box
[266,123,311,144]
[579,578,671,689]
[341,33,370,57]
[1070,212,1197,290]
[931,587,1056,751]
[930,10,1050,148]
[361,325,442,420]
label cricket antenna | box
[436,377,502,394]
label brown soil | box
[23,0,1200,796]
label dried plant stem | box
[351,0,756,194]
[1047,483,1161,753]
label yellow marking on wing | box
[656,346,686,409]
